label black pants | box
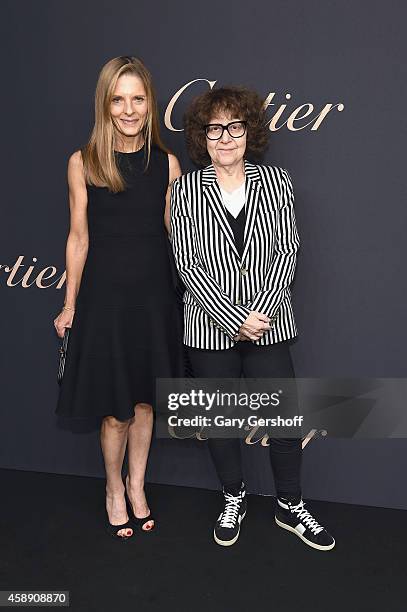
[187,341,302,498]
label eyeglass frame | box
[203,120,247,140]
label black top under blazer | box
[170,159,300,350]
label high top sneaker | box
[275,497,335,551]
[213,483,247,546]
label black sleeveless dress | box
[56,145,184,421]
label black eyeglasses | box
[204,121,247,140]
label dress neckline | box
[114,147,144,155]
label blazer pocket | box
[257,209,277,239]
[258,207,277,219]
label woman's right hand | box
[239,311,271,341]
[54,309,75,338]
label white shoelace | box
[290,500,324,535]
[219,492,243,528]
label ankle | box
[223,481,244,496]
[126,475,145,491]
[106,483,125,497]
[277,493,302,508]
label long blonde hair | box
[82,56,169,193]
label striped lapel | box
[202,164,240,258]
[242,161,262,263]
[201,159,263,262]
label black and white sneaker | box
[275,497,335,551]
[213,484,247,546]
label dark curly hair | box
[184,86,269,167]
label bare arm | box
[54,151,89,337]
[165,153,182,235]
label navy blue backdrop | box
[1,0,406,509]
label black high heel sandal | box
[125,478,155,532]
[106,515,134,540]
[106,487,133,540]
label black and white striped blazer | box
[170,159,300,350]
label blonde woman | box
[54,56,183,539]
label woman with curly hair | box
[170,86,335,551]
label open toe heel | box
[125,490,155,532]
[131,512,155,532]
[106,516,133,540]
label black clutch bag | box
[57,328,70,385]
